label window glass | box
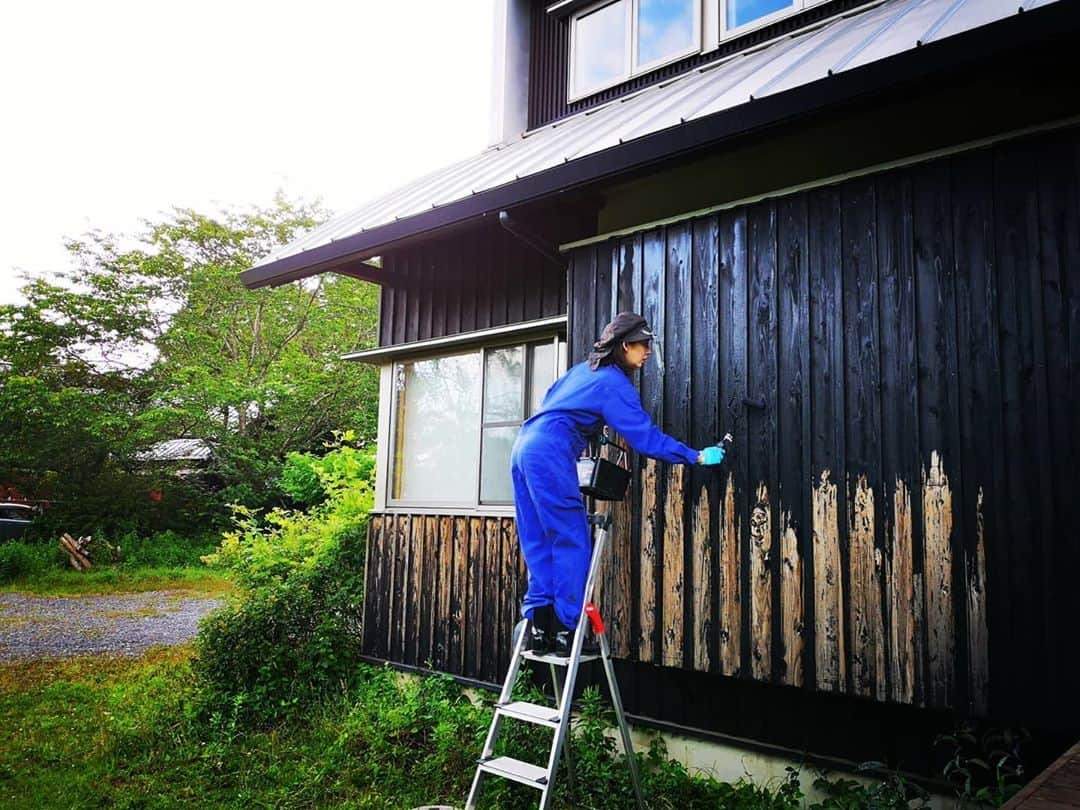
[636,0,696,67]
[480,425,520,503]
[528,341,556,415]
[484,346,524,423]
[392,352,482,502]
[573,1,627,96]
[726,0,794,29]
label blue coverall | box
[511,361,699,631]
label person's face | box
[622,340,651,369]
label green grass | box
[0,565,234,597]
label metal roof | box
[241,0,1064,289]
[136,438,214,463]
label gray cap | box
[588,312,653,370]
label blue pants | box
[511,428,591,630]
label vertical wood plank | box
[662,465,685,668]
[571,248,597,365]
[407,513,425,665]
[877,171,924,706]
[435,516,454,670]
[692,484,712,672]
[501,518,519,676]
[393,257,408,345]
[967,490,989,716]
[483,517,502,682]
[422,516,438,666]
[451,516,469,674]
[813,471,844,692]
[639,458,660,663]
[363,516,385,658]
[691,215,719,673]
[912,163,962,709]
[747,202,778,682]
[922,452,955,708]
[842,180,885,700]
[750,483,772,680]
[719,472,742,676]
[379,283,394,346]
[391,515,410,662]
[446,241,462,337]
[777,194,809,688]
[888,481,918,704]
[808,186,846,693]
[849,475,884,699]
[466,517,485,679]
[718,209,749,677]
[418,247,433,341]
[779,505,803,687]
[951,149,1003,716]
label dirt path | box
[0,590,224,661]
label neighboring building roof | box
[136,438,213,463]
[241,0,1069,290]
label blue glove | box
[700,445,725,466]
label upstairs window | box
[569,0,824,101]
[570,0,700,100]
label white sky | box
[0,1,495,305]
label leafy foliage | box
[0,195,380,538]
[935,724,1029,807]
[195,440,374,724]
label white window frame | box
[567,0,830,102]
[380,333,565,514]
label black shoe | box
[527,605,554,654]
[552,617,600,657]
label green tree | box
[0,194,380,536]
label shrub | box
[194,440,374,724]
[0,541,54,582]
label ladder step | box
[495,700,561,727]
[478,755,549,788]
[521,649,600,665]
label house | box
[241,0,1080,781]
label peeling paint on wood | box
[719,472,741,676]
[750,483,772,680]
[610,475,634,658]
[452,517,469,673]
[663,465,686,667]
[693,484,712,672]
[639,458,659,663]
[968,487,990,715]
[887,480,917,704]
[923,451,955,708]
[850,476,884,699]
[780,506,803,686]
[814,471,845,692]
[436,516,453,670]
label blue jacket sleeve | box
[601,374,699,465]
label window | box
[389,337,560,508]
[569,0,824,100]
[570,0,700,100]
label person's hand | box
[699,445,725,465]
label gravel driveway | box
[0,590,224,661]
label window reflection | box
[573,0,627,96]
[393,352,482,502]
[480,425,520,503]
[484,346,524,423]
[637,0,696,67]
[727,0,793,29]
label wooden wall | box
[361,126,1080,741]
[377,222,567,347]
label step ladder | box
[465,510,645,810]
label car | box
[0,502,35,541]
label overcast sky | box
[0,1,495,304]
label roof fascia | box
[240,1,1079,290]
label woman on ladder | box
[511,312,727,656]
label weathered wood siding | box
[377,223,566,347]
[362,128,1080,733]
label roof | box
[136,439,213,464]
[241,0,1069,290]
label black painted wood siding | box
[566,127,1080,727]
[377,223,567,347]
